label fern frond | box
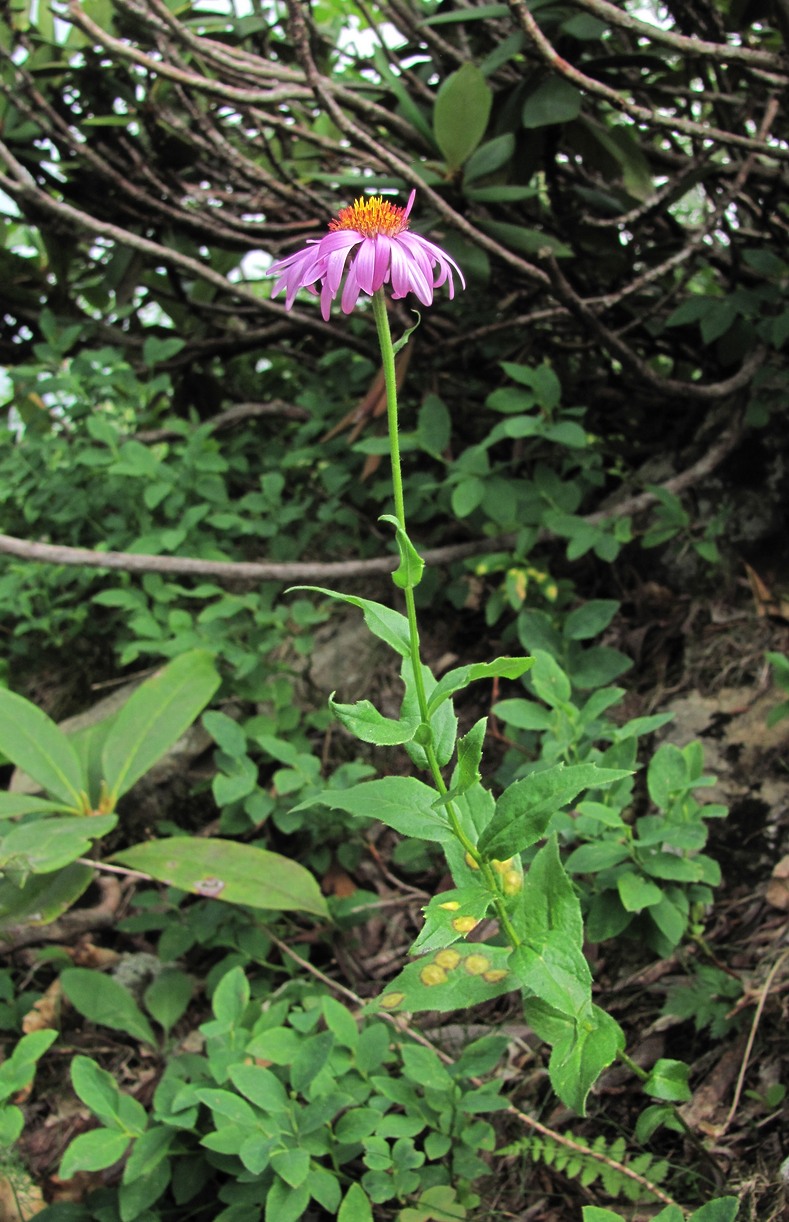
[500,1128,670,1204]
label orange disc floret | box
[329,195,410,239]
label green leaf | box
[271,1146,310,1189]
[227,1063,289,1114]
[144,968,192,1035]
[294,777,452,843]
[122,1125,173,1183]
[0,794,77,820]
[617,871,664,912]
[212,963,250,1024]
[530,650,572,707]
[0,688,85,808]
[644,1058,692,1103]
[366,942,514,1015]
[563,600,619,640]
[411,886,494,955]
[453,717,487,795]
[0,815,117,878]
[102,650,221,803]
[0,863,94,932]
[463,133,515,184]
[689,1200,740,1222]
[479,764,631,859]
[522,77,582,128]
[289,587,410,658]
[433,63,492,171]
[329,695,419,747]
[379,514,425,590]
[525,998,624,1115]
[60,1129,132,1179]
[0,1030,58,1100]
[71,1056,147,1133]
[401,658,458,770]
[476,219,573,259]
[112,837,328,917]
[61,970,158,1048]
[338,1183,374,1222]
[426,657,533,717]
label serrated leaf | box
[426,657,533,717]
[411,885,494,954]
[479,764,631,859]
[102,650,220,803]
[294,776,452,843]
[434,63,492,170]
[366,942,514,1015]
[112,837,328,917]
[329,694,419,747]
[525,998,624,1115]
[289,587,410,658]
[0,688,85,808]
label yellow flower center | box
[329,195,409,238]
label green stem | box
[371,289,520,950]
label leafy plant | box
[57,967,508,1221]
[501,1128,670,1204]
[0,652,327,934]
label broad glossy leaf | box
[113,837,328,916]
[434,63,492,171]
[60,1130,132,1179]
[0,793,76,820]
[295,777,452,844]
[480,764,632,859]
[0,688,84,808]
[102,650,221,802]
[366,943,514,1015]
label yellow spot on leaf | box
[438,901,461,911]
[464,954,491,976]
[434,949,461,970]
[451,916,479,934]
[503,870,523,896]
[464,853,480,871]
[379,992,405,1010]
[420,964,448,987]
[483,969,508,983]
[491,858,514,874]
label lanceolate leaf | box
[294,776,453,843]
[289,587,411,658]
[102,650,221,802]
[479,764,632,859]
[329,695,419,747]
[0,688,84,809]
[426,656,533,717]
[112,837,328,917]
[61,969,158,1048]
[0,864,94,932]
[0,794,78,820]
[0,815,117,877]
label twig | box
[0,408,746,582]
[720,948,789,1134]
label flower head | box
[267,190,464,320]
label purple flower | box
[267,191,464,319]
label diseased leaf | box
[112,837,328,917]
[366,942,514,1015]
